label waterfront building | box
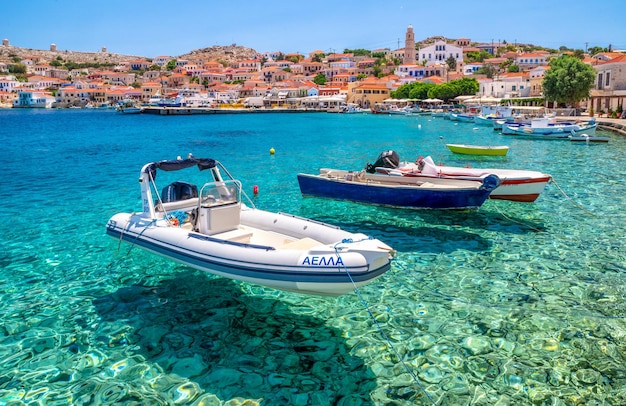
[528,66,548,97]
[13,90,55,108]
[589,54,626,114]
[346,76,391,108]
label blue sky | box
[4,0,625,57]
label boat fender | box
[481,174,501,192]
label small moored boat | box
[446,143,509,156]
[106,157,395,296]
[569,134,609,143]
[376,153,551,202]
[297,151,500,210]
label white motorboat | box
[569,134,609,143]
[375,154,551,203]
[106,157,395,296]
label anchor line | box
[333,241,436,406]
[550,177,596,216]
[491,203,546,233]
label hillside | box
[0,43,261,66]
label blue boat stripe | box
[106,227,390,283]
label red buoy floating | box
[253,185,259,195]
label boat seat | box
[279,237,323,250]
[210,228,253,243]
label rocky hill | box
[178,44,262,64]
[0,43,261,65]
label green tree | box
[344,48,371,57]
[507,64,520,73]
[312,53,325,63]
[165,59,177,71]
[428,83,458,101]
[542,55,595,107]
[587,46,605,56]
[451,77,480,95]
[476,64,497,78]
[465,50,493,63]
[445,56,457,71]
[8,63,26,74]
[313,73,327,85]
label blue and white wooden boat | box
[449,112,475,122]
[106,157,395,296]
[297,164,500,210]
[502,118,597,138]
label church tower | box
[403,25,416,65]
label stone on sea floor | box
[461,336,492,355]
[205,368,243,387]
[240,372,263,388]
[170,354,206,377]
[192,393,222,405]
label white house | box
[394,64,426,80]
[0,75,20,92]
[418,40,463,67]
[463,63,483,75]
[153,56,171,67]
[13,90,56,108]
[477,72,531,98]
[516,53,548,70]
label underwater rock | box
[172,354,207,378]
[460,336,492,355]
[206,368,243,387]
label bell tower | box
[404,25,416,65]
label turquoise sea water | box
[1,108,625,405]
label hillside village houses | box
[1,27,625,114]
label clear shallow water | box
[1,109,625,405]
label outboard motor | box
[161,181,198,203]
[365,150,400,173]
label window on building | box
[606,72,610,87]
[598,73,603,89]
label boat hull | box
[503,123,597,138]
[106,209,392,297]
[446,144,509,156]
[391,159,551,202]
[297,172,498,210]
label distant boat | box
[446,143,509,156]
[116,99,143,114]
[569,134,609,143]
[503,118,597,138]
[449,112,475,122]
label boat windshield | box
[199,180,241,206]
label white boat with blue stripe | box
[106,156,395,296]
